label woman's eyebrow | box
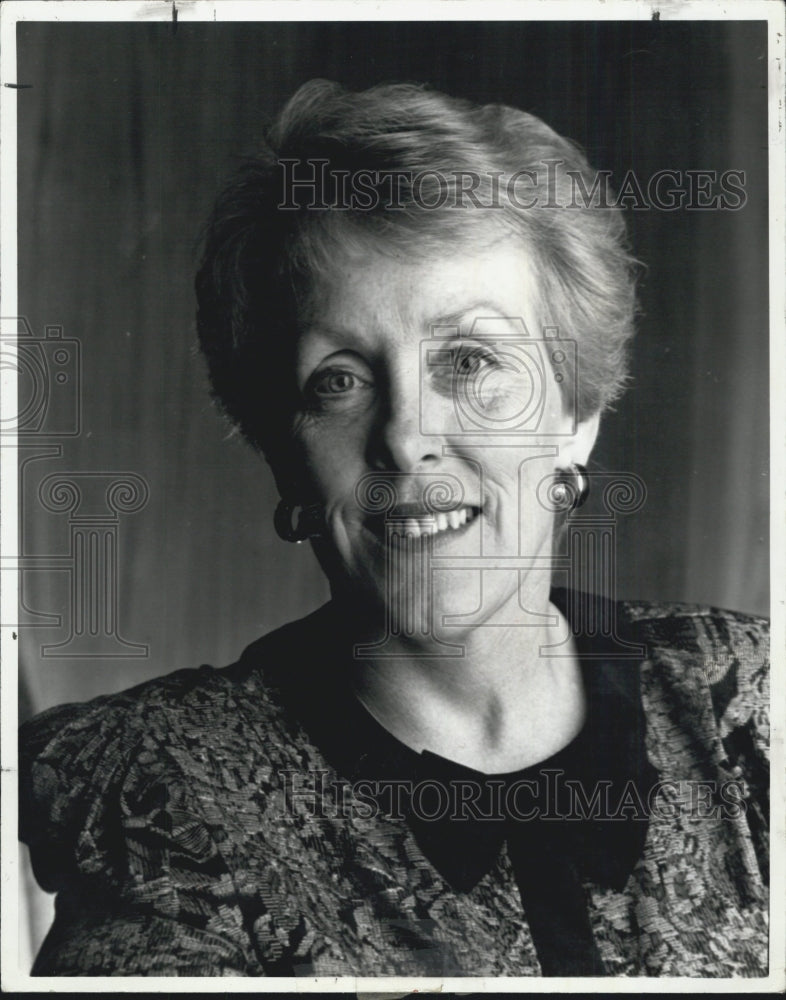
[301,302,520,345]
[427,302,521,333]
[298,322,364,346]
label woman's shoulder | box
[615,596,769,752]
[21,600,330,749]
[617,596,769,684]
[19,604,331,890]
[559,589,768,706]
[619,595,768,640]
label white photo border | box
[1,0,783,993]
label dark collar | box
[270,589,658,893]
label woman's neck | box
[333,589,587,774]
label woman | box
[19,81,769,977]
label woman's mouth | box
[368,504,483,542]
[397,505,481,539]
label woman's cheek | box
[305,433,368,505]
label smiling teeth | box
[397,506,478,539]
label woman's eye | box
[455,347,499,375]
[306,366,372,405]
[315,371,358,394]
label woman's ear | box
[561,411,601,468]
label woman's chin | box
[335,567,515,650]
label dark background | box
[17,19,769,717]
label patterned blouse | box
[19,591,769,977]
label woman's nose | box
[369,380,442,473]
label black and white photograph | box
[1,0,783,990]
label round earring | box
[274,499,324,544]
[552,463,590,512]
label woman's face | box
[287,238,598,640]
